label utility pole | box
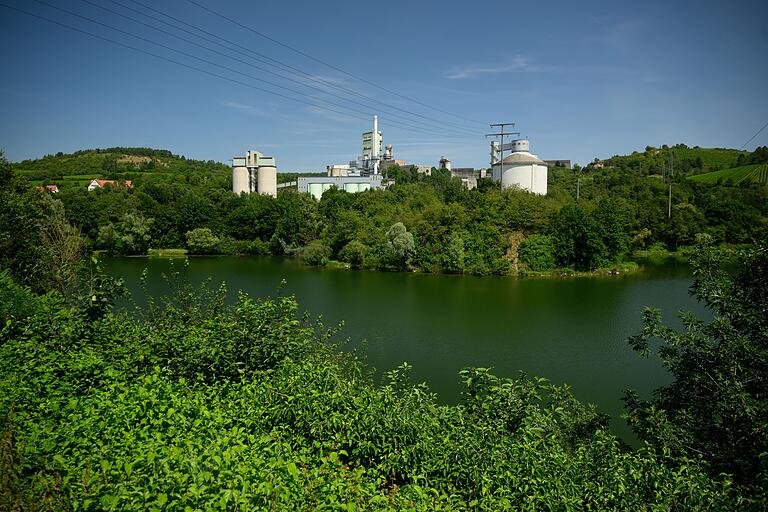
[486,122,519,184]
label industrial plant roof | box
[493,152,545,166]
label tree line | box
[34,149,767,275]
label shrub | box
[338,240,369,268]
[298,240,331,266]
[185,227,220,254]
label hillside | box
[12,147,229,188]
[591,144,746,175]
[689,163,768,186]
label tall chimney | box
[373,115,379,159]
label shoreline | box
[99,250,692,279]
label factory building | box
[232,150,277,197]
[331,115,383,176]
[298,174,386,200]
[299,116,394,201]
[490,138,547,195]
[438,156,485,189]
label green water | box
[104,255,704,441]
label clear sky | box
[1,0,766,170]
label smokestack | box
[373,115,379,159]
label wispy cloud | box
[445,55,555,79]
[304,106,361,124]
[221,100,274,117]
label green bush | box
[246,238,270,256]
[519,234,556,271]
[298,240,331,266]
[185,227,220,255]
[338,240,369,268]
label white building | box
[490,139,547,195]
[298,174,386,200]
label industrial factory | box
[298,115,391,200]
[232,117,553,199]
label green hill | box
[689,163,768,185]
[12,147,229,188]
[592,144,746,175]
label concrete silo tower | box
[257,158,277,198]
[232,156,249,195]
[231,149,278,197]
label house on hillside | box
[88,179,133,191]
[35,185,59,193]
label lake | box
[104,255,704,442]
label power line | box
[120,0,483,136]
[74,0,474,139]
[182,0,489,128]
[96,0,480,138]
[27,0,471,140]
[740,120,768,149]
[0,1,443,138]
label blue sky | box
[1,0,766,170]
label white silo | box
[232,156,249,195]
[491,139,548,195]
[232,150,278,197]
[257,160,277,198]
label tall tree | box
[625,234,768,490]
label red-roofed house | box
[88,179,133,191]
[36,185,59,193]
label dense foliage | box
[1,264,755,510]
[625,235,768,492]
[10,146,768,274]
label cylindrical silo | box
[257,164,277,197]
[232,165,249,195]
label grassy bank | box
[147,248,188,258]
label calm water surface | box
[104,256,704,441]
